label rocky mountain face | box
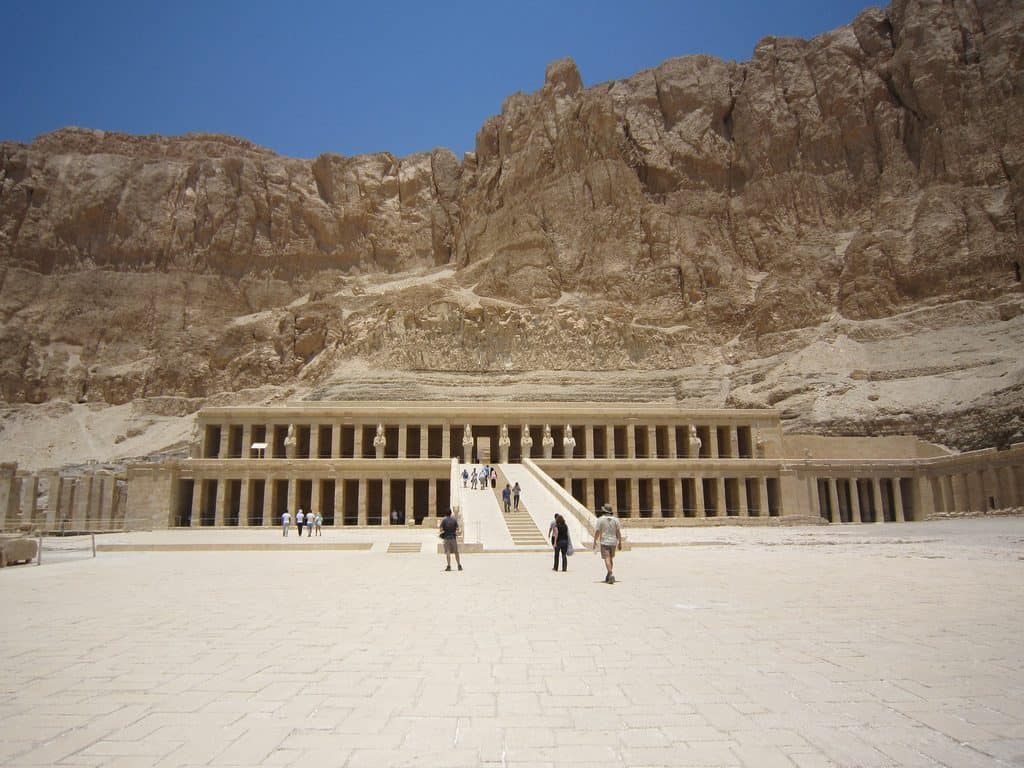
[1,0,1023,462]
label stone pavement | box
[1,519,1023,767]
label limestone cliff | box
[1,0,1022,460]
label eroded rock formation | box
[1,0,1022,461]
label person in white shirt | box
[295,508,305,537]
[592,504,622,584]
[281,510,291,537]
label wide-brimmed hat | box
[600,503,614,514]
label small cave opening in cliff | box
[1014,261,1021,282]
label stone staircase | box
[492,468,549,547]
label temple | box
[2,402,1022,534]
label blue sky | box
[2,0,875,159]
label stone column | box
[0,464,18,529]
[309,426,321,460]
[647,426,658,458]
[736,477,748,517]
[101,474,117,529]
[353,426,364,460]
[694,476,706,518]
[287,476,299,518]
[441,426,451,459]
[357,478,368,525]
[311,479,323,521]
[729,426,740,459]
[334,480,346,526]
[757,477,769,517]
[672,476,684,517]
[263,477,275,526]
[236,479,249,526]
[191,481,203,527]
[1012,464,1024,507]
[241,424,253,459]
[652,478,663,517]
[605,425,615,459]
[88,473,105,528]
[428,478,438,518]
[214,479,228,526]
[712,476,724,516]
[585,425,595,459]
[42,471,60,528]
[218,426,230,459]
[708,427,719,459]
[951,473,969,512]
[893,479,906,522]
[405,478,415,526]
[563,477,572,493]
[872,478,885,523]
[21,474,39,525]
[398,424,408,459]
[71,475,92,528]
[850,479,862,523]
[998,466,1019,506]
[828,478,841,523]
[420,426,430,459]
[331,425,342,458]
[626,426,637,459]
[265,426,276,459]
[667,427,678,459]
[585,478,595,511]
[629,478,640,517]
[382,481,392,526]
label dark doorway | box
[175,479,194,526]
[343,479,359,525]
[367,480,383,525]
[249,480,265,525]
[406,426,421,458]
[390,479,406,524]
[321,479,336,525]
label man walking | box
[502,483,512,514]
[439,509,463,572]
[512,482,521,510]
[593,503,622,584]
[281,509,291,536]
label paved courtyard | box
[2,518,1023,767]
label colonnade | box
[814,475,913,523]
[0,465,124,531]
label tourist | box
[593,503,622,584]
[281,509,291,537]
[295,508,305,537]
[552,513,570,571]
[462,467,469,487]
[306,511,315,537]
[502,483,512,514]
[489,467,497,489]
[470,468,478,490]
[512,482,521,510]
[315,512,323,536]
[439,509,462,571]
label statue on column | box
[373,423,387,459]
[563,424,576,458]
[284,423,297,459]
[498,424,511,464]
[542,424,555,459]
[688,424,701,459]
[521,425,533,459]
[461,424,474,464]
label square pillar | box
[42,471,60,528]
[420,425,430,458]
[87,473,105,527]
[441,426,451,459]
[287,476,299,517]
[652,478,663,516]
[585,425,595,459]
[585,478,595,510]
[605,425,615,459]
[729,426,740,459]
[382,481,392,526]
[71,475,92,528]
[428,478,438,518]
[262,477,275,526]
[265,425,275,459]
[218,426,230,459]
[694,475,706,517]
[333,479,345,525]
[353,427,364,460]
[872,478,885,523]
[21,474,39,524]
[626,426,637,459]
[238,479,251,526]
[309,426,321,460]
[331,424,342,458]
[828,478,841,523]
[736,476,748,516]
[850,479,862,523]
[311,479,323,520]
[715,477,726,516]
[647,426,658,458]
[757,477,769,517]
[191,481,203,528]
[214,479,228,526]
[893,479,906,522]
[708,427,720,459]
[405,478,415,526]
[357,478,368,525]
[241,424,253,459]
[0,464,18,529]
[398,424,408,459]
[667,427,678,459]
[672,475,684,517]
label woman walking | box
[551,513,569,572]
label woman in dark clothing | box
[552,513,569,572]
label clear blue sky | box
[2,0,875,159]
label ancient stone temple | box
[112,402,1024,533]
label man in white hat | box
[593,503,622,584]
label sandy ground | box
[2,518,1022,767]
